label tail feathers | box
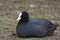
[54,23,59,27]
[47,23,59,36]
[53,23,59,30]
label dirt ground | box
[0,0,60,40]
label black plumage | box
[16,11,58,38]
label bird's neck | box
[19,18,29,24]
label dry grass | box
[0,0,60,40]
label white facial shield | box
[17,12,22,21]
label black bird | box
[16,11,58,38]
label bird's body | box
[16,18,57,37]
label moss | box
[0,17,8,21]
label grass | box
[0,0,60,40]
